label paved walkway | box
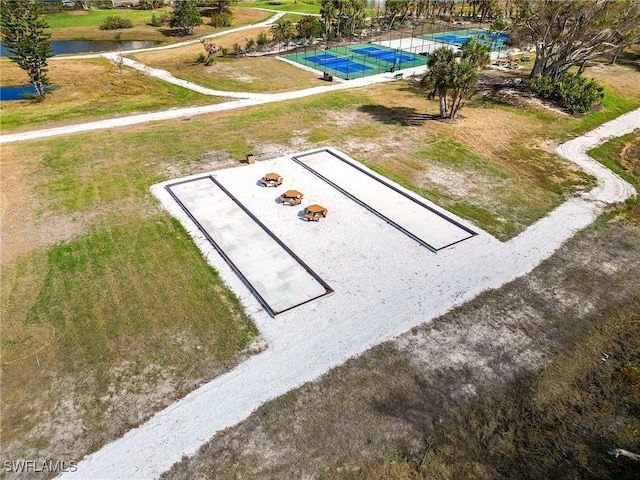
[0,68,418,144]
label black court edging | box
[165,176,333,317]
[293,149,477,252]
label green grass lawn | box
[236,0,322,14]
[589,131,640,190]
[42,9,162,29]
[1,121,259,459]
[38,7,272,41]
[2,212,258,454]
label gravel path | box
[57,109,639,480]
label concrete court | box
[294,149,476,251]
[167,176,331,316]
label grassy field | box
[0,126,259,469]
[161,135,640,480]
[3,64,639,238]
[590,131,640,190]
[0,58,223,131]
[40,7,272,41]
[1,54,639,476]
[131,38,324,93]
[43,8,166,28]
[236,0,322,15]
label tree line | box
[2,0,638,114]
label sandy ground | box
[58,108,639,480]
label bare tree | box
[200,39,220,63]
[512,0,640,79]
[111,53,125,73]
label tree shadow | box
[613,49,640,72]
[158,28,189,38]
[358,104,442,126]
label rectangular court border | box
[292,150,477,252]
[165,176,333,317]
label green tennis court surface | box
[284,43,427,80]
[419,28,508,50]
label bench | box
[394,72,403,80]
[322,72,333,82]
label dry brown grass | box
[587,63,640,101]
[131,28,323,93]
[0,57,223,132]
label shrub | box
[528,73,604,114]
[138,0,164,9]
[245,37,257,53]
[232,43,244,56]
[210,11,232,27]
[195,52,206,63]
[99,16,134,30]
[150,12,169,27]
[256,31,269,48]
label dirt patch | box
[483,87,570,115]
[0,148,85,265]
[619,138,640,180]
[414,162,510,199]
[588,63,640,99]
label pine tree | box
[169,0,203,36]
[0,0,54,97]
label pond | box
[0,85,39,101]
[0,40,160,56]
[0,85,60,101]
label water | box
[0,85,39,101]
[0,40,160,56]
[0,85,59,101]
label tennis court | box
[300,53,374,75]
[350,46,417,65]
[283,44,427,80]
[419,28,508,50]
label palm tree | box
[421,44,482,119]
[460,37,490,69]
[448,61,477,119]
[270,19,297,44]
[320,0,338,41]
[422,47,457,117]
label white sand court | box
[166,176,332,316]
[294,149,476,251]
